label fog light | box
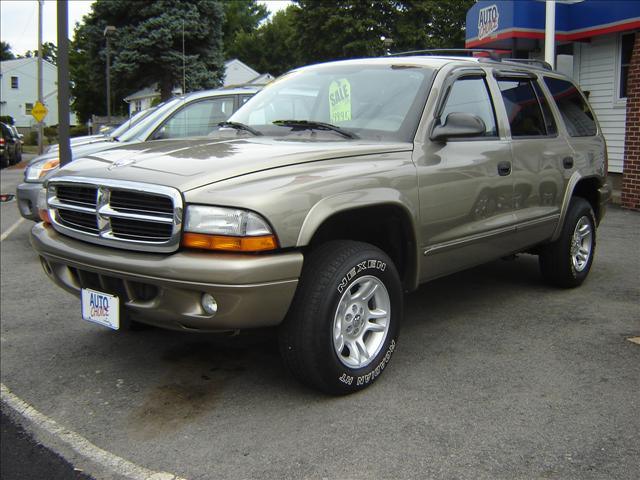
[201,293,218,315]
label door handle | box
[563,156,574,169]
[497,161,511,176]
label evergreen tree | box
[70,0,225,122]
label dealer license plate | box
[81,288,120,330]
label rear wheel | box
[539,197,596,288]
[279,240,402,394]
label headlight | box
[182,205,277,252]
[25,158,60,182]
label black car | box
[0,122,20,168]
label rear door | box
[492,71,572,248]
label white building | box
[223,58,274,86]
[0,57,76,129]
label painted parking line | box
[1,383,188,480]
[0,217,25,242]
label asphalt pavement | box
[1,165,639,480]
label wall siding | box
[576,34,627,173]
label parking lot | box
[1,165,639,480]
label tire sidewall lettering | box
[337,259,386,294]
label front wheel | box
[539,197,596,288]
[279,240,402,394]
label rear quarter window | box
[543,77,597,137]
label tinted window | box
[543,77,597,137]
[497,79,547,137]
[154,97,235,139]
[440,77,497,136]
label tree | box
[23,42,58,64]
[1,41,16,61]
[70,0,226,122]
[229,6,301,76]
[391,0,476,52]
[292,1,396,64]
[222,0,269,58]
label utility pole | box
[37,0,44,155]
[57,0,71,166]
[182,19,186,94]
[104,26,116,124]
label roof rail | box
[499,58,553,70]
[388,49,554,71]
[388,48,503,61]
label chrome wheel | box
[570,216,593,272]
[332,275,390,369]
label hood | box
[52,136,412,192]
[29,139,120,166]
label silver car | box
[16,86,259,220]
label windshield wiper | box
[272,120,359,139]
[218,121,263,136]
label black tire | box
[539,197,596,288]
[279,240,402,394]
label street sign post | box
[31,101,48,123]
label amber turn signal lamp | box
[182,233,277,252]
[38,209,52,224]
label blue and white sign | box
[478,4,500,40]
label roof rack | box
[388,48,554,71]
[388,48,503,61]
[499,58,553,70]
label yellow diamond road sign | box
[31,101,48,123]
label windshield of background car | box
[116,98,182,142]
[110,106,159,138]
[228,63,435,141]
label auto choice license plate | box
[81,288,120,330]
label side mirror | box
[430,112,486,141]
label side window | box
[497,78,548,137]
[155,97,235,139]
[11,76,19,89]
[543,77,597,137]
[440,77,497,136]
[619,32,634,99]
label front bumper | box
[30,223,303,331]
[16,181,43,221]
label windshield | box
[110,106,159,138]
[117,97,182,142]
[228,62,435,141]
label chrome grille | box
[47,177,183,253]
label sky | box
[0,0,292,57]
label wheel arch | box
[297,189,419,292]
[552,172,603,242]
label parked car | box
[46,107,159,154]
[16,86,259,220]
[30,53,610,394]
[0,122,21,167]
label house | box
[123,84,163,116]
[465,0,640,209]
[0,57,77,130]
[223,59,274,86]
[123,59,273,116]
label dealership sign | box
[478,4,499,40]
